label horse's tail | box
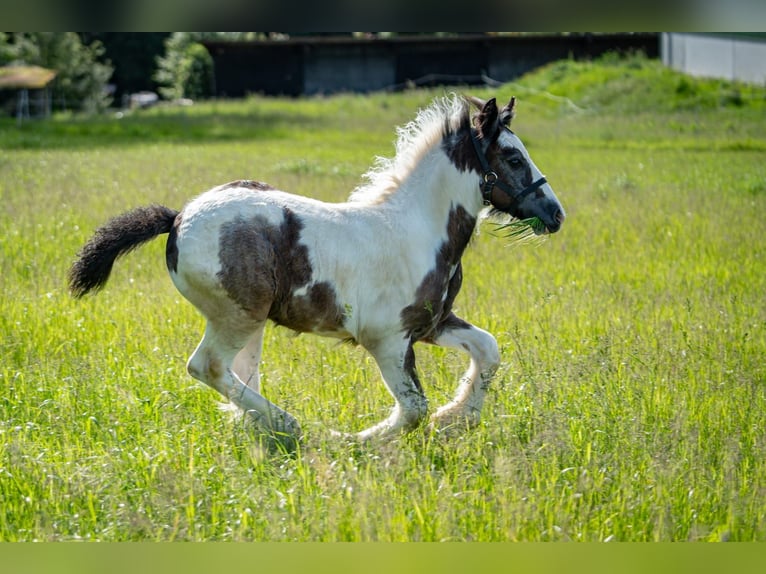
[68,204,180,298]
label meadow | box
[1,54,764,541]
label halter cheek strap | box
[471,128,547,207]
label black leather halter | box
[470,128,547,207]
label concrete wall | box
[662,33,766,84]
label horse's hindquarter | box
[169,187,286,322]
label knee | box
[476,331,501,373]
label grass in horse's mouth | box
[492,216,546,243]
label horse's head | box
[469,96,565,234]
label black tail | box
[68,204,180,298]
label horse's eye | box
[509,158,523,169]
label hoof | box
[427,406,480,435]
[329,428,356,441]
[244,409,302,453]
[268,430,301,454]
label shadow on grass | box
[0,105,330,150]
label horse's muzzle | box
[542,208,566,234]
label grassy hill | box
[516,52,766,113]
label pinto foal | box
[69,95,565,447]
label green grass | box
[1,54,765,541]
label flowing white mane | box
[349,94,470,203]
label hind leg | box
[232,324,265,393]
[187,320,301,444]
[218,323,265,419]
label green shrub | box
[154,33,214,101]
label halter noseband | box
[470,128,547,207]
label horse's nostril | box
[554,209,565,224]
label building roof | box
[0,66,57,89]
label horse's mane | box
[349,94,470,204]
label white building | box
[662,33,766,85]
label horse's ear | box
[475,97,499,139]
[499,96,516,127]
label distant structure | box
[0,65,57,123]
[662,33,766,84]
[203,33,659,97]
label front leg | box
[427,314,500,432]
[356,336,429,441]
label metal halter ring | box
[483,171,498,185]
[481,171,498,204]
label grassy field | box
[1,54,765,541]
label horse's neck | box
[383,146,482,236]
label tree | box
[0,33,15,65]
[154,33,215,101]
[2,33,114,113]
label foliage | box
[0,32,114,113]
[1,58,765,541]
[153,33,219,101]
[0,33,14,65]
[515,51,766,114]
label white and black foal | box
[69,95,565,447]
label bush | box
[183,43,215,100]
[154,33,214,101]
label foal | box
[69,95,565,446]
